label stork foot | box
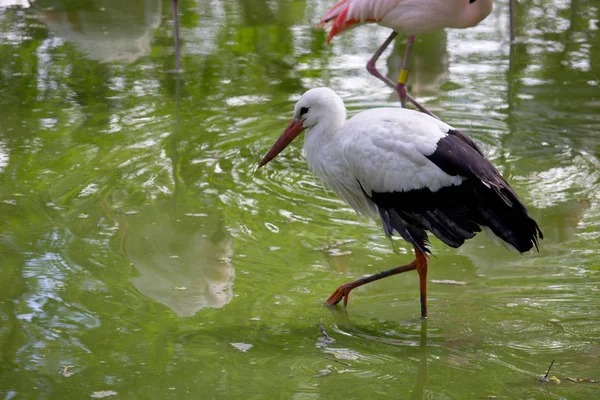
[325,282,354,307]
[325,261,418,308]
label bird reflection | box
[118,209,235,317]
[326,306,429,398]
[412,319,428,400]
[35,0,162,63]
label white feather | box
[341,108,463,196]
[293,88,464,219]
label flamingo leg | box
[366,31,399,90]
[509,0,515,42]
[397,35,415,108]
[325,260,417,307]
[415,248,429,319]
[365,33,438,119]
[171,0,181,71]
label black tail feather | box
[378,207,430,253]
[371,180,542,254]
[472,183,542,252]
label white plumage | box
[342,109,464,195]
[258,87,542,317]
[298,88,461,217]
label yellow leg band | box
[398,68,409,85]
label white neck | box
[303,109,346,173]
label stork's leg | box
[415,248,429,319]
[325,261,417,307]
[365,33,438,119]
[325,260,417,307]
[326,246,430,318]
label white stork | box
[258,87,542,318]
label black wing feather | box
[370,129,543,253]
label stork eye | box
[300,107,309,116]
[469,0,476,3]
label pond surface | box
[1,0,599,398]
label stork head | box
[258,87,346,168]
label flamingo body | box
[321,0,494,43]
[259,88,542,316]
[318,0,498,116]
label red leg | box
[171,0,180,71]
[326,246,430,318]
[415,249,429,319]
[397,35,415,108]
[365,33,438,119]
[366,31,399,91]
[396,36,438,119]
[325,260,417,307]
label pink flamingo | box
[319,0,514,117]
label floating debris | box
[317,324,336,346]
[173,286,187,291]
[59,365,73,377]
[538,359,557,383]
[328,348,360,361]
[230,342,253,352]
[549,376,561,384]
[430,279,467,286]
[90,390,118,398]
[565,377,599,383]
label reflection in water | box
[0,139,8,172]
[0,0,30,7]
[326,306,429,398]
[502,0,600,254]
[36,0,162,63]
[411,320,428,400]
[1,0,600,398]
[121,209,234,317]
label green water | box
[1,0,599,398]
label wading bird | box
[319,0,514,117]
[258,88,541,318]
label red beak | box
[258,119,305,168]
